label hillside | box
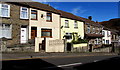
[99,18,120,35]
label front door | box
[31,27,37,39]
[21,27,27,43]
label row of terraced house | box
[0,1,120,53]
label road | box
[1,55,120,70]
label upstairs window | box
[0,23,12,38]
[92,27,95,33]
[102,31,105,36]
[46,12,52,22]
[20,7,28,19]
[31,10,37,20]
[74,21,78,29]
[97,28,100,34]
[65,20,69,28]
[87,25,90,33]
[107,31,111,37]
[0,4,10,17]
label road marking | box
[57,62,82,67]
[93,60,99,62]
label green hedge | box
[71,38,88,44]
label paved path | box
[1,52,117,61]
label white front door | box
[21,28,27,43]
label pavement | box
[1,52,118,61]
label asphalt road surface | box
[1,55,120,70]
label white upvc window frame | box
[87,25,90,33]
[0,23,12,39]
[20,7,28,19]
[0,3,10,17]
[65,20,69,28]
[74,21,78,28]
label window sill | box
[0,38,12,40]
[20,18,29,20]
[41,36,52,38]
[46,20,52,22]
[31,19,38,20]
[0,17,10,19]
[64,27,69,28]
[74,27,78,29]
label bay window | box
[64,33,72,39]
[0,4,10,17]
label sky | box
[32,0,119,22]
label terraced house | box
[0,2,61,52]
[58,10,85,52]
[1,1,119,53]
[0,2,30,47]
[26,2,61,52]
[79,17,104,52]
[27,2,60,41]
[102,27,112,45]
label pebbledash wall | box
[1,2,29,47]
[29,8,61,42]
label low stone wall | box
[93,47,112,52]
[5,46,35,52]
[72,43,88,52]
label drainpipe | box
[59,16,61,39]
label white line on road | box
[93,60,101,62]
[57,62,82,67]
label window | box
[107,31,111,37]
[20,7,28,19]
[97,28,100,34]
[0,4,10,17]
[65,20,69,28]
[102,39,105,44]
[46,12,52,22]
[64,33,72,39]
[74,21,78,28]
[41,29,52,38]
[92,27,95,33]
[102,31,105,36]
[31,10,37,20]
[87,25,90,33]
[95,39,97,44]
[106,40,109,44]
[0,23,12,38]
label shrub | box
[71,38,88,44]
